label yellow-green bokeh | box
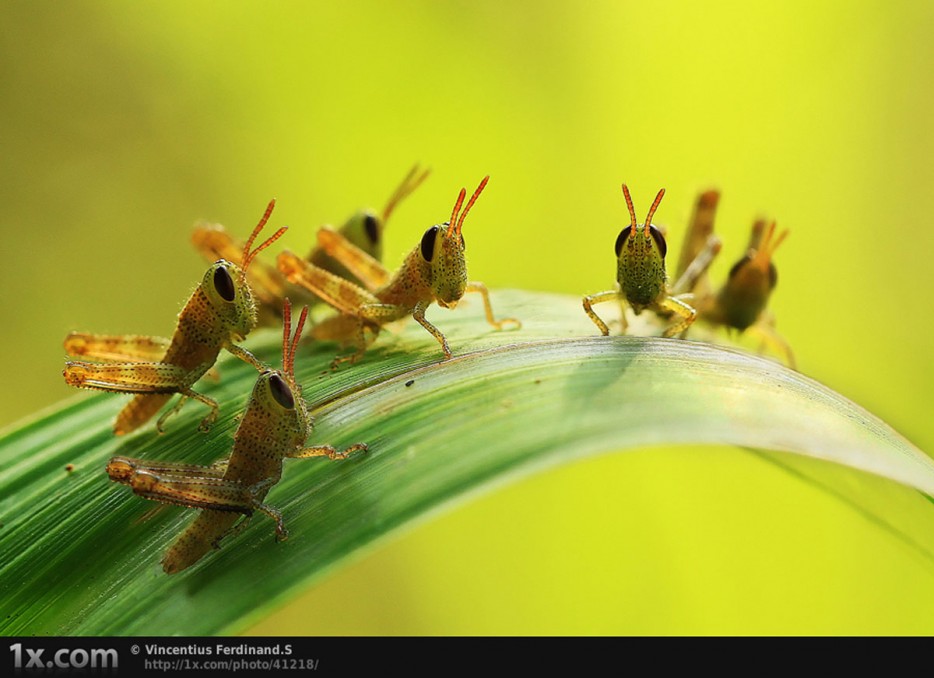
[2,0,933,634]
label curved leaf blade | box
[0,290,930,635]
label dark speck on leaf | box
[405,380,415,387]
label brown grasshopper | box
[63,201,286,435]
[277,175,520,363]
[106,300,367,574]
[669,190,794,366]
[191,165,430,325]
[583,184,696,337]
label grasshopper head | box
[339,165,432,261]
[716,220,789,330]
[615,185,669,310]
[419,176,488,307]
[338,209,384,263]
[201,200,287,340]
[252,300,311,444]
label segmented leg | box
[315,227,391,291]
[746,319,797,369]
[675,189,721,282]
[289,442,368,461]
[464,282,522,330]
[278,251,382,315]
[225,343,266,372]
[671,235,722,296]
[63,361,199,394]
[412,300,452,358]
[582,289,620,336]
[657,294,697,337]
[63,333,171,362]
[107,455,230,484]
[64,360,219,434]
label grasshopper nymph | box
[670,191,794,366]
[64,201,286,435]
[106,300,368,574]
[191,165,430,324]
[277,175,521,363]
[583,184,696,337]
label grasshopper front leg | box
[464,282,522,330]
[582,289,620,336]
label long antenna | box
[620,184,638,231]
[382,164,431,223]
[241,199,288,280]
[643,189,666,237]
[455,175,489,237]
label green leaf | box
[1,290,931,635]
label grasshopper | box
[670,190,794,366]
[63,200,286,435]
[583,184,696,337]
[277,175,520,362]
[191,165,430,325]
[106,300,367,574]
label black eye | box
[213,266,236,302]
[614,226,631,257]
[421,225,440,262]
[768,262,778,289]
[269,374,294,410]
[363,214,379,245]
[649,225,667,259]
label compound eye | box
[649,224,667,259]
[363,214,379,245]
[213,266,236,302]
[768,262,778,289]
[614,226,632,257]
[269,373,295,410]
[420,225,440,262]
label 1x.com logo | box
[10,643,118,670]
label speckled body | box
[161,371,309,574]
[65,201,285,434]
[708,263,774,331]
[377,230,468,311]
[278,176,519,361]
[618,232,667,312]
[583,185,696,338]
[106,301,367,574]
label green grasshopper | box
[670,190,794,366]
[63,201,286,435]
[583,184,696,337]
[277,175,520,363]
[106,300,367,574]
[191,165,430,325]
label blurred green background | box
[3,0,933,634]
